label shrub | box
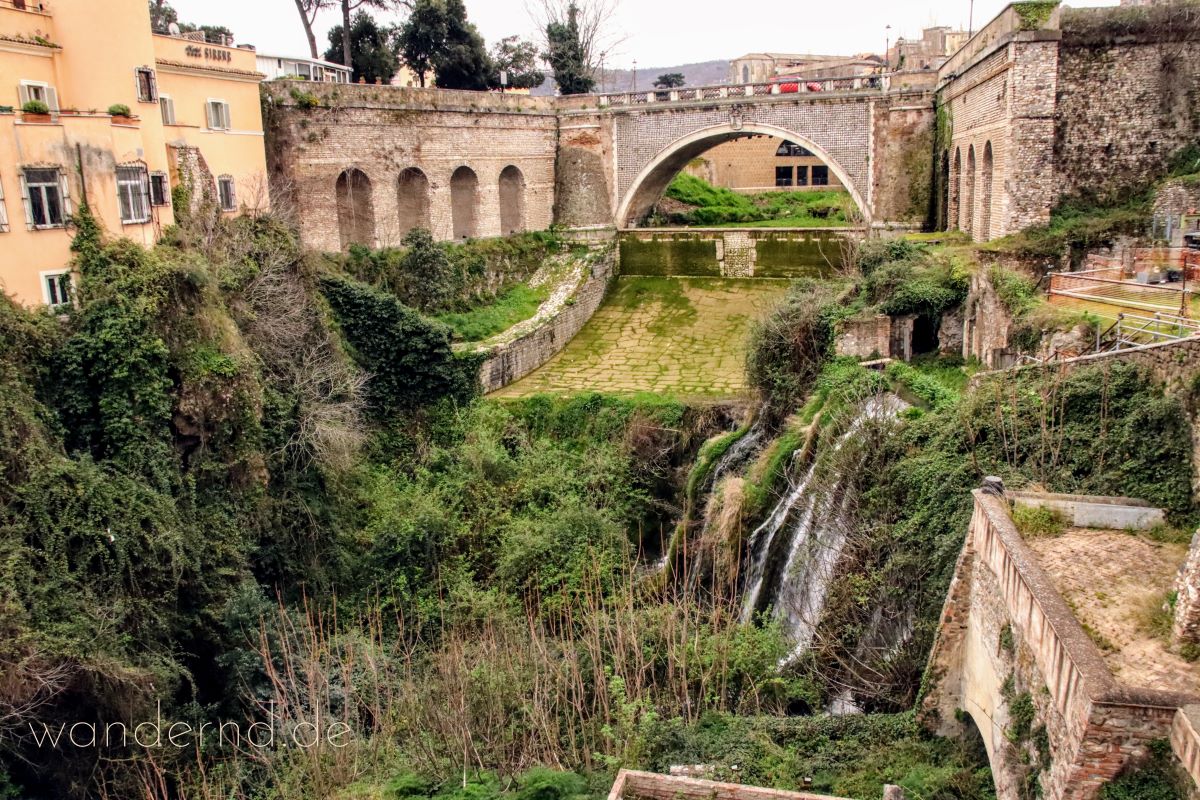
[1011,504,1068,538]
[21,100,49,115]
[319,275,479,414]
[856,238,923,277]
[746,281,842,415]
[107,103,132,117]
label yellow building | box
[685,135,846,194]
[0,0,268,306]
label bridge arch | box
[615,122,869,228]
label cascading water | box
[738,395,906,663]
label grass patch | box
[437,283,548,342]
[1012,504,1069,538]
[655,174,853,228]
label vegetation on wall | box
[654,174,853,228]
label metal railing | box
[1099,312,1200,352]
[595,75,886,107]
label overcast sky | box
[169,0,1118,69]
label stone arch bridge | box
[263,78,935,251]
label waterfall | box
[739,395,906,661]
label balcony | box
[0,0,50,14]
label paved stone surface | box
[1027,528,1200,695]
[492,277,790,398]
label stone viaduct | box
[263,2,1200,252]
[262,75,935,252]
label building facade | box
[684,135,847,193]
[0,0,268,306]
[256,52,350,83]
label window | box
[159,95,175,125]
[135,67,158,102]
[117,165,150,224]
[774,166,794,187]
[21,168,67,228]
[205,99,231,131]
[217,175,236,211]
[795,166,809,186]
[776,141,814,158]
[42,271,72,307]
[18,80,58,112]
[811,166,830,186]
[0,176,8,233]
[295,61,312,80]
[149,172,169,207]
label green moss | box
[618,237,720,276]
[1014,1,1060,31]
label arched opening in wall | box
[621,127,866,233]
[741,64,750,83]
[498,165,526,235]
[450,166,479,240]
[336,167,375,251]
[980,142,994,242]
[911,315,942,356]
[397,167,430,237]
[963,145,977,239]
[950,148,962,231]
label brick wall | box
[1176,530,1200,644]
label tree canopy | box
[324,11,400,84]
[654,72,685,89]
[544,3,594,95]
[491,36,546,90]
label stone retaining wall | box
[476,246,615,393]
[923,490,1200,799]
[607,770,851,800]
[618,228,860,278]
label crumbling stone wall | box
[1175,530,1200,645]
[1055,9,1200,204]
[168,144,215,214]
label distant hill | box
[530,59,731,96]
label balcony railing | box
[595,75,887,108]
[0,0,50,12]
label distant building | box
[728,53,883,85]
[684,135,846,193]
[890,26,970,71]
[256,53,350,83]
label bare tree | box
[293,0,335,59]
[528,0,625,89]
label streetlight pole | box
[969,0,975,37]
[632,59,637,92]
[885,25,892,71]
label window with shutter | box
[23,168,65,228]
[206,100,231,130]
[149,172,169,207]
[217,176,236,212]
[117,166,150,223]
[18,80,56,112]
[135,67,158,102]
[160,95,175,125]
[0,176,8,233]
